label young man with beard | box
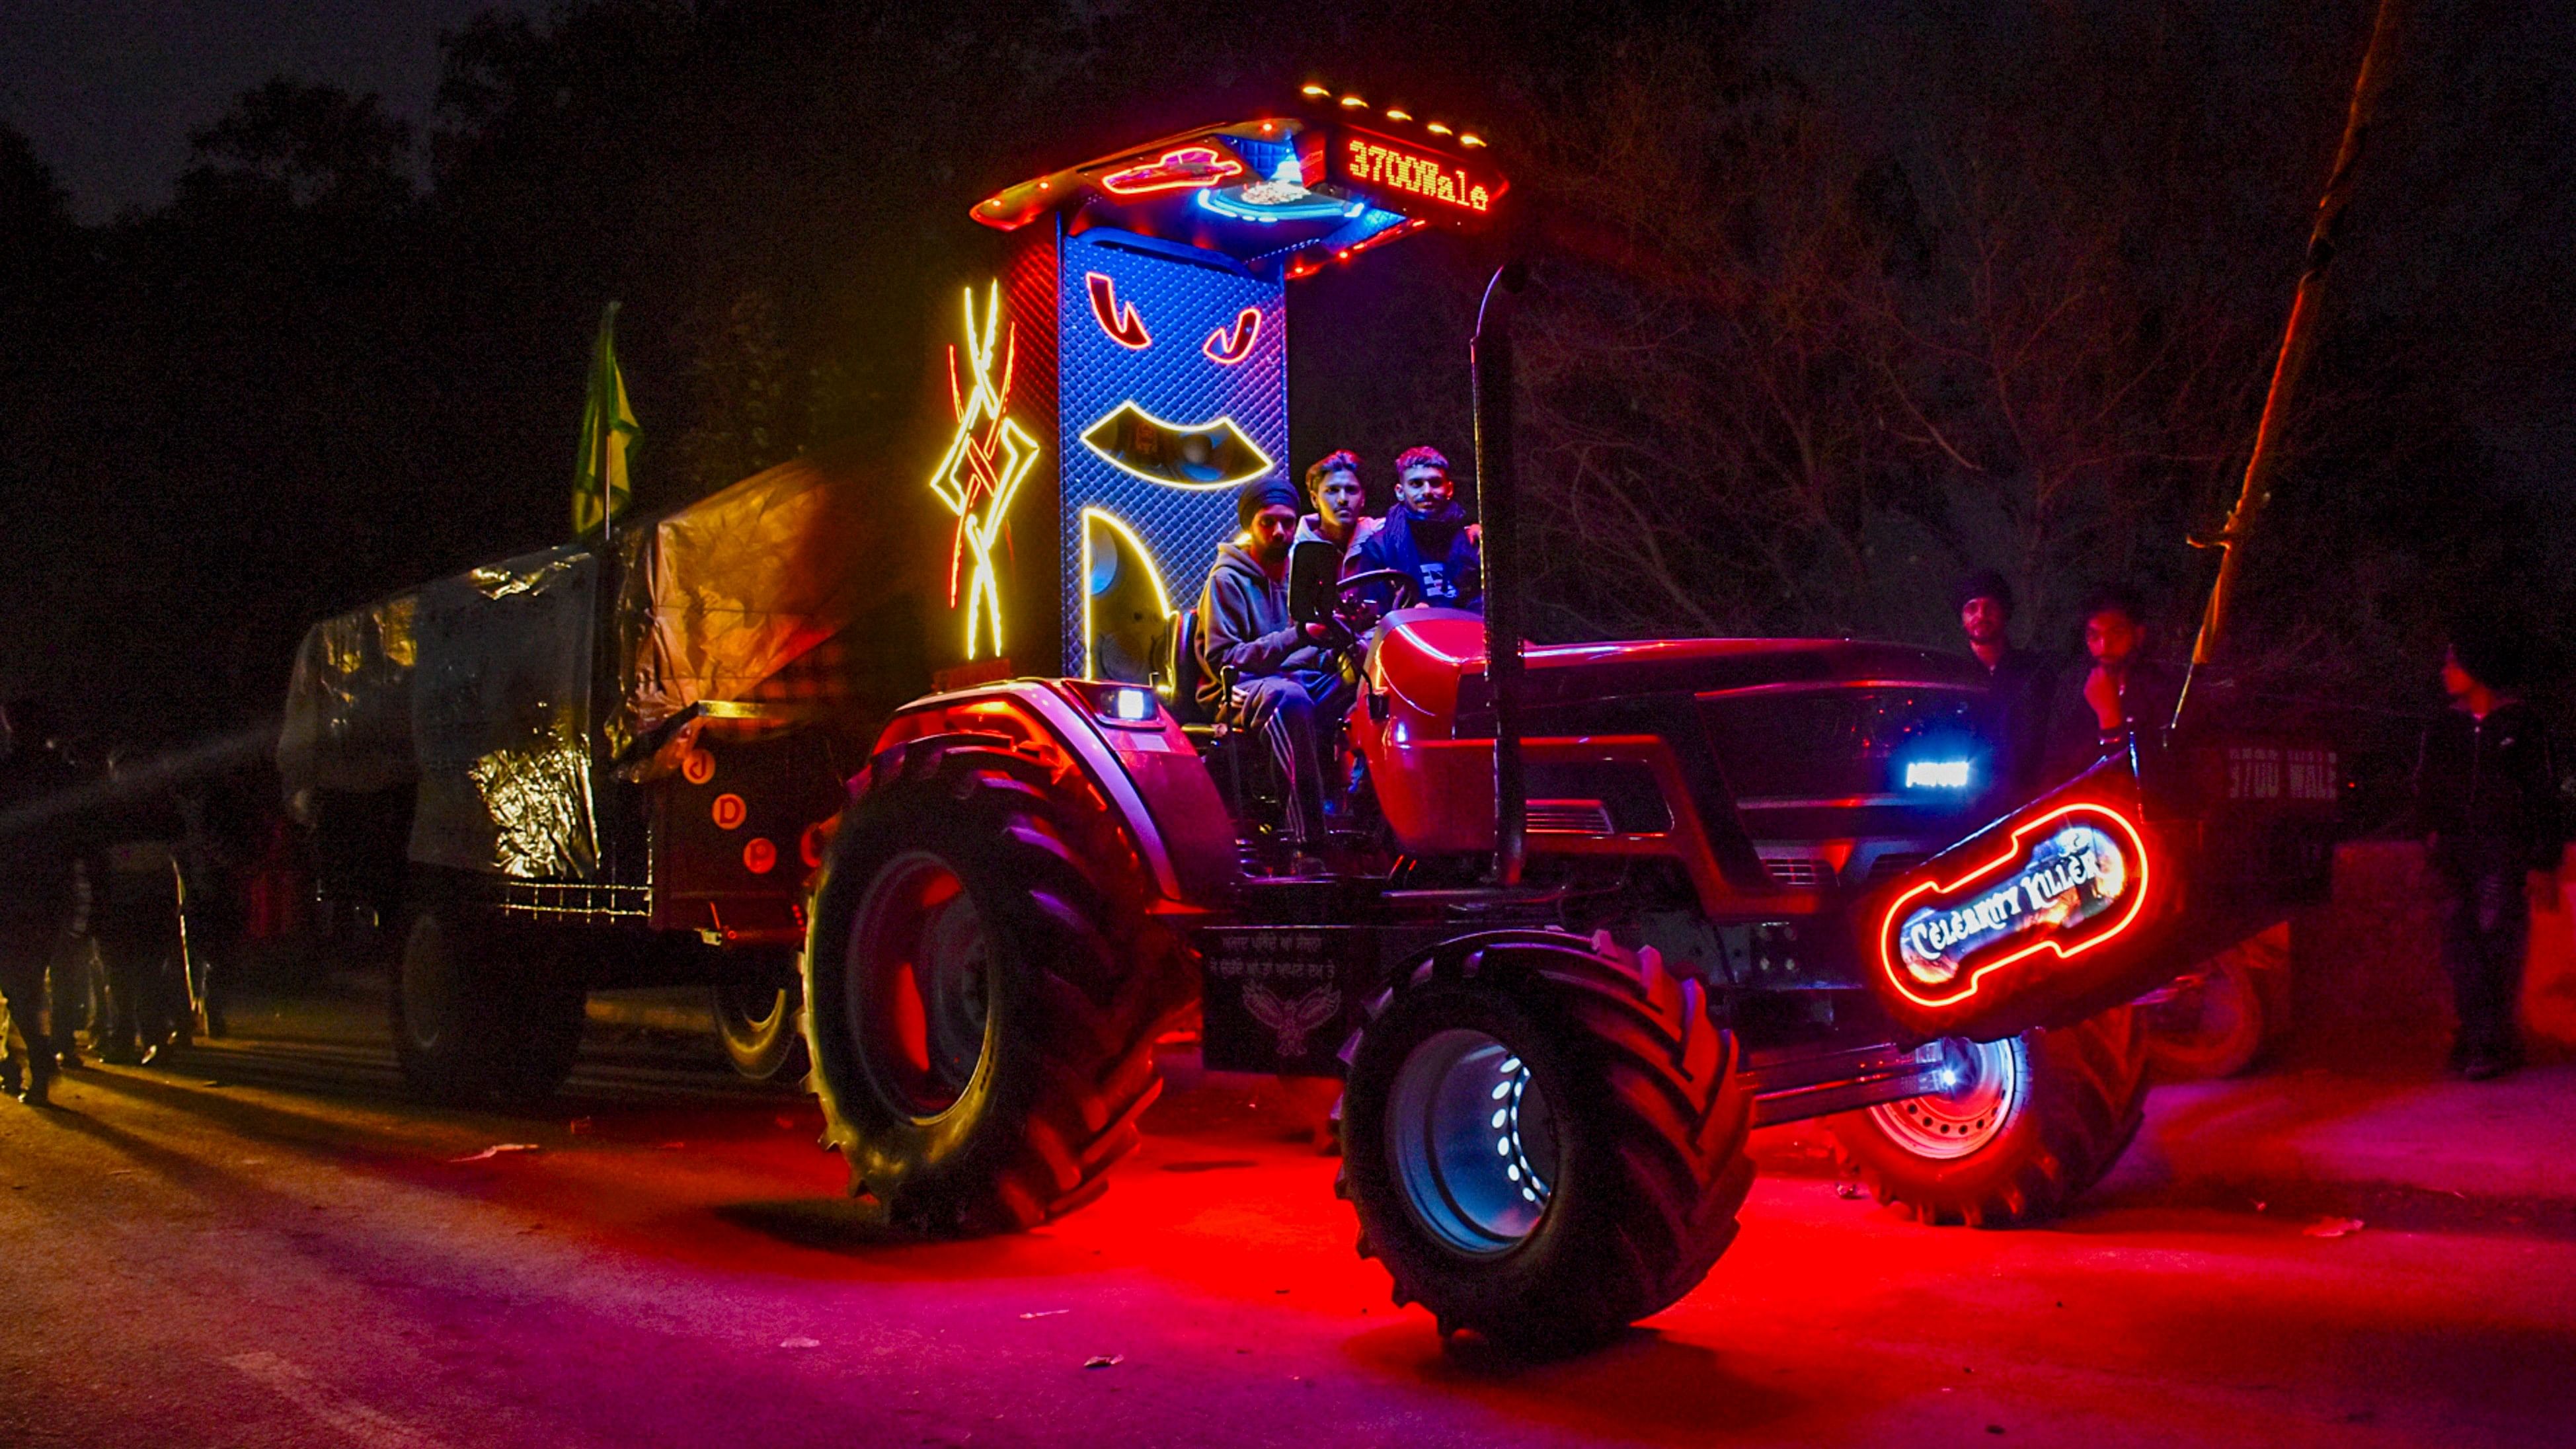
[1955,570,2058,802]
[2045,586,2181,781]
[1290,450,1379,564]
[1345,446,1481,614]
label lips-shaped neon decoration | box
[1874,800,2154,1011]
[1079,401,1276,490]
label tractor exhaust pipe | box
[1473,261,1531,887]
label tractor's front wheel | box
[712,956,808,1082]
[803,743,1190,1235]
[1337,933,1755,1357]
[1828,1005,2149,1227]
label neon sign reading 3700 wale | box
[1342,138,1493,212]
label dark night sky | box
[0,0,520,221]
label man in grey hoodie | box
[1197,478,1347,853]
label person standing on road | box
[2045,586,2181,782]
[1955,570,2058,803]
[90,749,190,1066]
[2414,623,2564,1081]
[0,699,77,1106]
[1345,446,1481,615]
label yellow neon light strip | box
[1079,507,1175,682]
[926,281,1041,659]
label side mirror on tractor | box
[1286,538,1342,625]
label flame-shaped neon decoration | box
[927,282,1040,659]
[1085,272,1151,349]
[1202,307,1261,365]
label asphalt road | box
[1,984,2569,1448]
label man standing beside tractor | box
[1955,570,2058,803]
[2417,621,2563,1081]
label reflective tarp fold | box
[278,440,931,883]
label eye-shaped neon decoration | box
[1202,307,1261,366]
[1079,508,1175,682]
[1873,800,2154,1011]
[1099,145,1244,197]
[1079,401,1276,490]
[1085,272,1151,349]
[926,282,1040,659]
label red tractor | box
[799,103,2337,1354]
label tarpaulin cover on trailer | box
[277,442,928,882]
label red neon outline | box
[1085,272,1151,349]
[1874,800,2154,1010]
[1202,307,1260,365]
[1100,145,1244,197]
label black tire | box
[2144,939,2273,1081]
[390,886,586,1107]
[803,741,1191,1235]
[1828,1005,2148,1228]
[712,962,809,1083]
[1337,932,1755,1357]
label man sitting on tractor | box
[1291,450,1379,564]
[1345,445,1481,614]
[1196,478,1350,855]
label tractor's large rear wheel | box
[1337,933,1754,1357]
[803,743,1190,1235]
[1828,1005,2148,1227]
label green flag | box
[572,301,639,537]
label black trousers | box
[2439,865,2530,1061]
[95,915,184,1051]
[0,928,60,1087]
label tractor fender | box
[857,680,1238,912]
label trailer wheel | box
[390,888,586,1107]
[2144,935,2275,1081]
[1828,1005,2148,1228]
[1337,933,1754,1357]
[804,743,1189,1235]
[712,960,808,1083]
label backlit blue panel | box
[1058,223,1288,676]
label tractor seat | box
[1159,606,1217,731]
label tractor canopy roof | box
[971,91,1508,278]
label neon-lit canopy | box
[972,98,1507,277]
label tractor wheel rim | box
[716,976,791,1038]
[1386,1028,1557,1258]
[1869,1036,2025,1160]
[847,851,993,1121]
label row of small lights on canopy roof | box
[1298,83,1487,149]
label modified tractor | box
[800,102,2336,1354]
[275,97,2334,1357]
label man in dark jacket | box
[0,699,76,1105]
[2415,625,2564,1079]
[2044,586,2180,782]
[1956,570,2058,803]
[1345,446,1480,614]
[1197,478,1346,853]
